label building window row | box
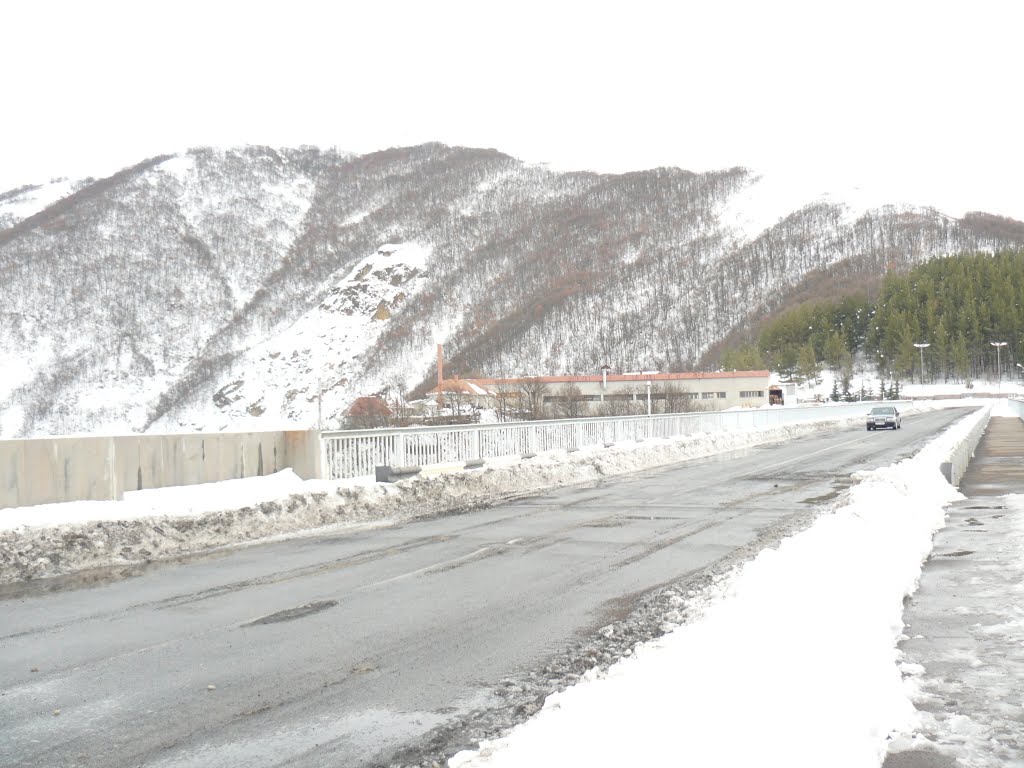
[543,389,752,404]
[571,393,678,402]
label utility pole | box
[991,341,1007,391]
[436,344,445,410]
[316,343,324,431]
[913,343,930,385]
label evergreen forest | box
[722,250,1024,386]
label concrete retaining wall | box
[0,430,322,510]
[1008,398,1024,421]
[940,409,992,487]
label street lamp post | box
[316,344,324,431]
[913,343,930,385]
[991,341,1007,391]
[645,380,652,416]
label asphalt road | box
[0,407,973,768]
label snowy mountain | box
[2,143,1022,437]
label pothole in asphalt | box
[244,599,338,626]
[800,489,842,504]
[799,480,851,505]
[621,515,688,521]
[0,550,234,600]
[883,748,959,768]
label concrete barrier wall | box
[940,408,992,487]
[0,430,322,510]
[1008,398,1024,421]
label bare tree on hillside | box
[345,397,392,429]
[518,379,549,420]
[552,382,585,419]
[382,375,412,426]
[660,382,701,413]
[492,381,519,422]
[623,385,647,416]
[445,386,469,416]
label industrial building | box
[428,370,774,414]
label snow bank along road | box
[886,415,1024,768]
[0,408,972,768]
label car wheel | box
[867,425,873,431]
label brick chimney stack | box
[436,344,444,408]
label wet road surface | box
[0,408,973,768]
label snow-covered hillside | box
[2,143,1022,437]
[0,148,343,436]
[0,178,80,228]
[170,243,433,431]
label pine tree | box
[823,331,847,373]
[952,333,970,382]
[796,342,818,383]
[721,343,765,371]
[735,249,1024,383]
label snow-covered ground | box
[894,493,1024,767]
[784,369,1024,408]
[449,404,1000,768]
[0,177,77,227]
[719,170,926,244]
[158,241,435,433]
[1,398,1017,767]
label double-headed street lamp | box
[913,342,930,384]
[991,341,1007,391]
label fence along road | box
[0,406,969,768]
[320,402,911,479]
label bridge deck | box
[884,413,1024,767]
[959,416,1024,495]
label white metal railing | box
[320,401,911,480]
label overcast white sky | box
[2,0,1021,218]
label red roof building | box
[427,371,772,413]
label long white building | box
[429,370,776,414]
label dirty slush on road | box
[383,505,824,768]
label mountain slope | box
[2,143,1023,436]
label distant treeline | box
[722,250,1024,383]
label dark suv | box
[866,405,901,431]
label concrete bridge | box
[886,413,1024,767]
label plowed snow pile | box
[0,416,870,583]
